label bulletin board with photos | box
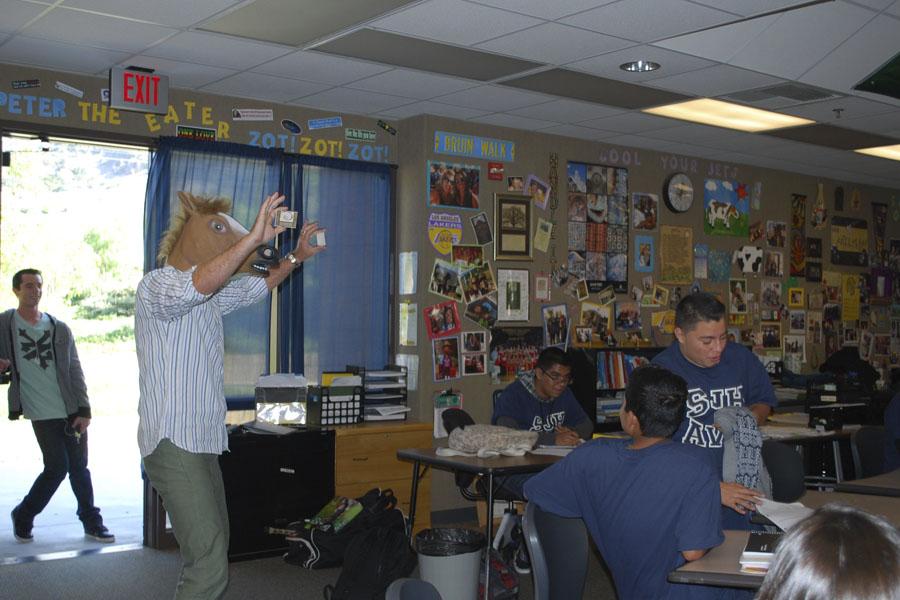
[566,162,630,293]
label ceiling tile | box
[642,64,786,97]
[23,7,177,52]
[199,0,416,47]
[641,123,745,145]
[369,0,541,46]
[765,123,899,150]
[432,85,552,111]
[501,68,691,109]
[200,71,331,103]
[376,100,490,120]
[469,112,560,130]
[476,22,631,65]
[253,51,392,86]
[846,0,895,10]
[781,95,896,122]
[799,14,900,94]
[568,45,715,83]
[560,0,736,43]
[507,98,626,123]
[468,0,616,20]
[838,109,900,133]
[887,1,900,17]
[0,0,48,34]
[728,1,875,79]
[313,29,543,81]
[119,56,238,89]
[291,87,413,114]
[346,69,475,99]
[142,31,292,70]
[688,0,817,17]
[58,0,239,27]
[536,123,614,141]
[0,34,129,73]
[651,14,778,63]
[596,133,685,152]
[579,112,678,133]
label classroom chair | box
[850,425,887,479]
[761,440,806,503]
[522,501,589,600]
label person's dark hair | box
[535,347,573,372]
[675,292,725,331]
[756,504,900,600]
[623,365,687,438]
[12,268,42,290]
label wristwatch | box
[286,253,298,266]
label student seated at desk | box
[756,504,900,600]
[524,365,731,600]
[491,346,592,498]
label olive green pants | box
[144,439,229,600]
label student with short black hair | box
[653,292,778,529]
[525,365,728,599]
[756,504,900,600]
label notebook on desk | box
[740,531,783,574]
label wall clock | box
[664,172,694,213]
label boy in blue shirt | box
[524,365,726,599]
[653,292,777,528]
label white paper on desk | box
[530,446,574,457]
[766,412,808,426]
[760,425,831,440]
[756,497,813,531]
[257,373,307,388]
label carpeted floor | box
[0,542,618,600]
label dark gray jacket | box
[0,309,91,420]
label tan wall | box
[396,115,900,512]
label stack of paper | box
[739,531,783,574]
[364,404,411,421]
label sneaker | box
[84,525,115,543]
[514,540,531,575]
[11,508,33,543]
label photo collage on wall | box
[566,162,629,293]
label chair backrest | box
[761,440,805,503]
[385,578,442,600]
[522,501,589,600]
[491,389,503,425]
[851,425,887,478]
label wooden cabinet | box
[334,421,431,535]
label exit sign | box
[108,67,169,114]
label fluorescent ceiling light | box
[854,144,900,162]
[643,98,815,132]
[620,60,660,73]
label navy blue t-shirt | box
[653,341,777,529]
[492,379,589,433]
[524,439,726,600]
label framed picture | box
[423,300,462,340]
[494,194,532,261]
[761,322,782,349]
[788,287,805,308]
[541,304,569,349]
[489,326,542,384]
[729,279,748,314]
[534,272,550,302]
[497,268,529,321]
[462,331,487,352]
[525,174,551,210]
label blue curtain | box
[278,156,392,377]
[143,137,282,407]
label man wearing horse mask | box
[135,191,324,600]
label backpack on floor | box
[322,523,417,600]
[283,488,399,569]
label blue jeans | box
[16,419,102,529]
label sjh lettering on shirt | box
[531,411,566,432]
[682,385,743,448]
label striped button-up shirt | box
[135,266,268,458]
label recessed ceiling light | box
[643,98,815,132]
[855,144,900,162]
[620,60,660,73]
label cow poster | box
[703,179,749,237]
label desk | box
[669,490,900,589]
[397,448,559,600]
[835,468,900,497]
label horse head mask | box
[158,191,279,276]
